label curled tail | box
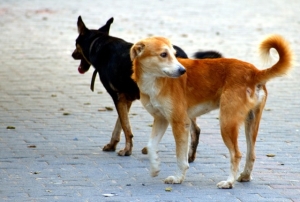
[257,34,294,83]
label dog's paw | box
[150,167,160,177]
[117,149,132,156]
[216,181,233,189]
[150,161,160,177]
[237,173,252,182]
[103,144,116,151]
[164,176,183,184]
[141,147,148,154]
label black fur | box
[194,50,223,59]
[84,33,139,101]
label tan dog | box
[130,35,293,188]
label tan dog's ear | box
[130,42,145,61]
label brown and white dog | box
[130,35,293,188]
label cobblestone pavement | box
[1,0,300,201]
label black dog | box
[72,16,222,160]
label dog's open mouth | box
[78,66,85,74]
[78,59,91,74]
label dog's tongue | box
[78,65,85,74]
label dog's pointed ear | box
[98,17,114,34]
[77,16,88,35]
[130,42,145,61]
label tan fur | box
[130,35,293,188]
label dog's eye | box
[160,52,168,58]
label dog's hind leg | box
[217,119,242,189]
[164,117,190,184]
[114,94,134,156]
[238,90,267,182]
[148,115,169,177]
[217,97,245,189]
[188,117,201,163]
[103,117,122,151]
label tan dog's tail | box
[256,34,293,83]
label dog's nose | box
[72,51,77,59]
[72,50,81,59]
[178,66,186,75]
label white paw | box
[150,161,160,177]
[237,173,252,182]
[164,176,183,184]
[217,181,233,189]
[150,167,160,177]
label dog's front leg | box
[164,117,190,184]
[147,116,169,177]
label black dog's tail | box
[173,45,188,58]
[174,45,222,60]
[193,51,223,59]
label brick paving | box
[0,0,300,201]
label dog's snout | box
[72,51,77,59]
[72,50,81,60]
[178,66,186,75]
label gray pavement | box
[1,0,300,201]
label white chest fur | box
[138,76,171,118]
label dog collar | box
[89,36,101,92]
[90,69,97,92]
[88,34,109,92]
[89,37,100,55]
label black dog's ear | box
[77,16,88,35]
[98,17,114,34]
[130,42,145,61]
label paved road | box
[0,0,300,201]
